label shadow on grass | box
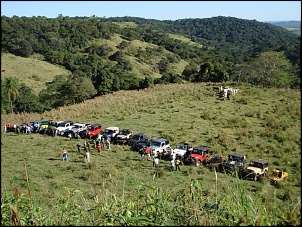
[47,158,83,163]
[47,158,61,161]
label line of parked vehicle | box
[5,120,288,186]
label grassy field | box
[1,53,70,95]
[1,82,301,225]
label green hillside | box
[1,15,300,114]
[1,53,70,95]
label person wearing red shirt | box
[145,147,151,161]
[97,144,102,155]
[62,148,68,161]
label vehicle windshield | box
[192,149,204,154]
[122,130,129,135]
[212,156,221,163]
[249,161,263,168]
[152,141,161,147]
[131,135,141,140]
[229,155,243,162]
[49,122,60,127]
[271,171,283,178]
[176,144,186,149]
[105,129,114,133]
[58,123,66,127]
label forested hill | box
[1,15,300,114]
[100,16,300,63]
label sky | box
[1,1,301,22]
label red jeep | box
[184,146,210,167]
[79,124,103,139]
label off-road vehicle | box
[241,158,269,181]
[137,136,156,152]
[173,142,192,158]
[65,123,89,136]
[42,120,63,135]
[268,168,288,185]
[80,124,103,139]
[221,152,247,176]
[115,129,132,145]
[149,138,171,155]
[206,154,224,171]
[103,126,120,139]
[184,146,210,167]
[128,133,148,150]
[56,121,74,136]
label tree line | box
[1,15,300,114]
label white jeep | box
[149,138,171,155]
[173,142,192,157]
[241,158,269,181]
[103,127,120,139]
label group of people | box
[62,136,112,162]
[140,146,181,172]
[4,122,31,135]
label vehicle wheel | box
[196,160,201,167]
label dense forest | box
[1,15,300,114]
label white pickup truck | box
[56,121,74,136]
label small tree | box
[4,77,20,114]
[242,51,292,88]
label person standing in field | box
[53,128,57,137]
[140,147,146,161]
[175,157,181,171]
[106,138,111,151]
[62,148,68,161]
[171,158,175,172]
[84,141,88,153]
[97,143,102,155]
[86,151,91,163]
[154,156,159,169]
[76,142,81,153]
[146,147,151,161]
[86,141,91,152]
[101,136,105,148]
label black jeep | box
[221,153,247,176]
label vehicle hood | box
[246,167,260,172]
[190,153,202,159]
[103,132,113,137]
[174,148,186,155]
[117,134,127,139]
[128,138,139,143]
[223,161,240,167]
